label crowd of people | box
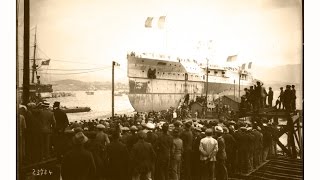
[240,81,297,112]
[19,100,279,180]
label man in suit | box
[131,131,156,180]
[61,131,96,180]
[267,87,274,107]
[106,130,130,180]
[180,122,193,180]
[38,102,56,159]
[215,126,228,180]
[155,123,173,180]
[199,128,218,180]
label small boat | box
[60,106,91,113]
[85,91,94,95]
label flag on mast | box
[248,62,252,69]
[145,17,153,28]
[227,55,237,62]
[41,59,50,65]
[158,16,166,29]
[241,63,246,70]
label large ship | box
[127,52,255,112]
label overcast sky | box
[18,0,302,82]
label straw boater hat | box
[97,124,105,129]
[130,125,138,131]
[146,122,155,130]
[121,127,130,131]
[72,132,88,145]
[215,126,224,134]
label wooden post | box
[287,115,297,158]
[22,0,30,105]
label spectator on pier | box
[215,126,228,180]
[283,85,293,111]
[170,128,183,180]
[95,124,110,155]
[278,87,284,109]
[131,131,156,180]
[199,128,218,180]
[180,122,193,180]
[38,102,56,159]
[291,85,297,110]
[61,131,96,180]
[19,105,27,164]
[106,130,130,180]
[267,87,274,107]
[222,126,236,175]
[155,123,173,180]
[53,101,69,133]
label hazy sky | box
[18,0,302,82]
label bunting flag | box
[158,16,166,29]
[241,63,246,70]
[145,17,153,28]
[113,61,120,66]
[227,55,237,62]
[41,59,50,65]
[248,62,252,69]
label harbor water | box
[45,89,301,122]
[45,90,135,122]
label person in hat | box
[291,85,296,110]
[180,121,193,180]
[127,125,139,152]
[170,128,183,180]
[106,129,130,180]
[283,85,293,111]
[267,87,274,107]
[199,128,218,180]
[38,102,56,159]
[222,126,236,176]
[53,101,69,133]
[278,87,284,109]
[131,131,156,180]
[154,123,173,180]
[95,124,110,151]
[191,126,205,180]
[215,126,228,180]
[61,131,96,180]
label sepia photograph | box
[16,0,303,179]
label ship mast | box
[31,26,37,83]
[205,58,209,108]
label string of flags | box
[145,16,166,29]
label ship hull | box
[128,78,249,112]
[127,53,254,112]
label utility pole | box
[238,69,241,99]
[234,79,236,101]
[31,26,37,83]
[205,58,209,108]
[22,0,30,105]
[112,61,115,120]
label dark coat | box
[106,140,130,180]
[180,129,193,151]
[61,146,96,180]
[53,108,69,132]
[222,133,236,156]
[216,136,227,160]
[155,132,173,160]
[131,140,156,174]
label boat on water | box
[85,91,94,95]
[61,106,91,113]
[127,52,256,112]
